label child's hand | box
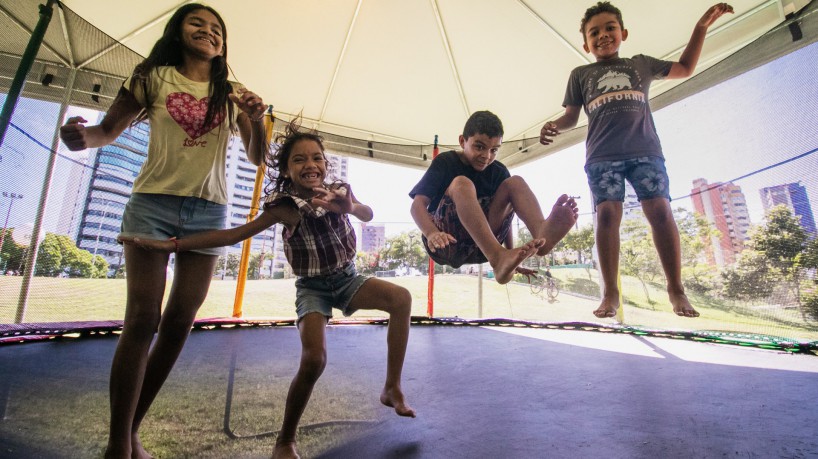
[699,3,733,28]
[118,236,175,253]
[60,116,89,151]
[539,121,560,145]
[230,88,266,121]
[311,184,353,214]
[426,231,456,252]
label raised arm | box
[232,88,268,166]
[60,88,142,151]
[668,3,734,79]
[539,105,582,145]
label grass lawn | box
[2,271,816,340]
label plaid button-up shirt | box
[264,187,357,278]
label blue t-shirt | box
[409,150,510,211]
[563,54,673,164]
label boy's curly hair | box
[462,110,504,140]
[580,2,624,35]
[265,116,330,194]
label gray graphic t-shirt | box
[563,55,673,165]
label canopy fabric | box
[1,0,815,169]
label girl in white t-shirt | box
[59,4,267,458]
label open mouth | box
[194,36,216,46]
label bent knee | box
[447,176,477,194]
[498,175,526,191]
[300,350,327,378]
[391,287,413,315]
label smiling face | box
[285,139,327,196]
[179,8,225,60]
[458,133,502,172]
[582,12,628,61]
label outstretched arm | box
[120,202,300,252]
[668,3,734,79]
[539,105,582,145]
[410,195,456,252]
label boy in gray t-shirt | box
[540,2,733,319]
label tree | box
[34,233,64,276]
[752,205,808,310]
[721,250,776,301]
[217,253,241,278]
[619,216,662,305]
[379,231,427,272]
[561,223,594,265]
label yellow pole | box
[232,109,274,318]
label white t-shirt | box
[125,66,242,204]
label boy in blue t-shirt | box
[410,110,578,285]
[540,2,733,318]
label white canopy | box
[2,0,815,168]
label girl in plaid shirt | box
[121,117,415,458]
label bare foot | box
[536,194,579,256]
[380,386,416,418]
[130,435,153,459]
[272,440,300,459]
[669,292,699,317]
[593,295,619,318]
[491,239,544,284]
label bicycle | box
[529,274,559,300]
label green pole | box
[0,0,57,147]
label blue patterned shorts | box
[585,156,671,206]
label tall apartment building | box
[691,178,751,266]
[759,182,816,238]
[361,223,386,253]
[75,122,149,271]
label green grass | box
[2,271,816,340]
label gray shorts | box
[120,192,227,256]
[294,263,370,321]
[585,156,671,206]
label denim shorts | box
[119,192,227,256]
[422,195,513,268]
[294,263,370,321]
[585,156,671,206]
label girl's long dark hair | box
[129,3,235,131]
[266,116,328,194]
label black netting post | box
[0,0,56,147]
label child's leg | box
[446,176,543,284]
[129,251,219,455]
[348,278,415,418]
[593,201,623,318]
[487,176,578,256]
[640,198,699,317]
[273,312,328,458]
[105,245,169,459]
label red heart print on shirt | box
[166,92,224,139]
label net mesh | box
[0,0,816,349]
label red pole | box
[427,135,439,317]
